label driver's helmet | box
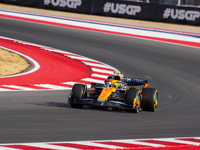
[112,82,122,89]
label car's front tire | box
[70,84,85,108]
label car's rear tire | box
[125,88,140,113]
[141,88,158,111]
[70,84,85,108]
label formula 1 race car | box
[68,72,158,113]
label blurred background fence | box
[0,0,200,25]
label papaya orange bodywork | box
[98,87,116,101]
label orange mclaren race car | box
[68,72,158,113]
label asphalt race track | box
[0,17,200,144]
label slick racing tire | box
[125,88,140,113]
[141,88,158,111]
[70,84,85,109]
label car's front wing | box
[70,98,136,110]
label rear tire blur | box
[125,88,140,113]
[141,88,158,111]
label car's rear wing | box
[125,78,148,86]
